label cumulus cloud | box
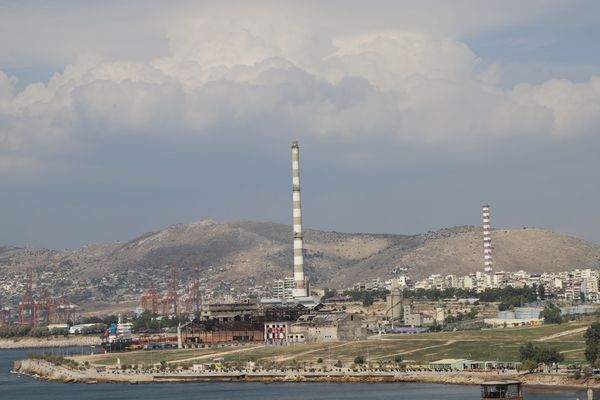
[2,2,600,248]
[2,8,600,176]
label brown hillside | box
[0,221,598,303]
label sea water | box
[0,348,588,400]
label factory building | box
[429,358,473,371]
[180,319,264,346]
[287,312,367,343]
[198,299,258,322]
[183,301,310,346]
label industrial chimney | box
[482,205,493,273]
[291,141,308,298]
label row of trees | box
[132,311,188,332]
[323,288,390,306]
[402,285,542,305]
[0,311,189,338]
[0,324,69,338]
[444,308,478,324]
[519,342,564,365]
[352,355,403,365]
[322,285,543,309]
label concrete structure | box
[199,299,258,322]
[401,303,424,327]
[385,288,403,327]
[404,312,423,327]
[434,307,445,324]
[291,141,308,298]
[289,312,366,343]
[272,278,295,300]
[483,205,493,273]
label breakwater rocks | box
[0,336,101,349]
[13,359,152,383]
[12,359,600,388]
[14,359,95,383]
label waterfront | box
[0,348,589,400]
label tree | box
[394,355,403,364]
[519,342,564,364]
[519,359,539,373]
[321,288,337,300]
[539,303,562,324]
[519,343,536,361]
[354,355,365,365]
[29,325,51,337]
[362,293,374,307]
[585,323,600,365]
[538,285,546,300]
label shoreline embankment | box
[0,336,101,349]
[12,358,600,389]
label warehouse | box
[180,319,263,346]
[429,358,473,371]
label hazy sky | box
[2,1,600,248]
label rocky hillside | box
[0,220,599,305]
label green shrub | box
[517,359,538,373]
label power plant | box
[291,141,308,298]
[483,205,493,273]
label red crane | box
[162,265,180,317]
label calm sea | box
[0,348,588,399]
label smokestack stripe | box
[482,205,493,272]
[291,141,305,292]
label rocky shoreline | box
[12,358,600,389]
[0,336,101,349]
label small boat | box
[480,380,523,400]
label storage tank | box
[514,307,543,319]
[497,311,515,319]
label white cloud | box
[512,78,600,135]
[1,5,600,175]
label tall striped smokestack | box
[291,141,307,297]
[483,205,493,273]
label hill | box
[0,220,599,305]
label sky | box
[2,0,600,249]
